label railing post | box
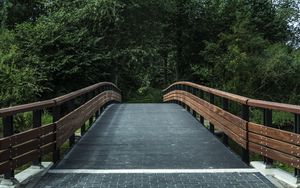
[242,104,250,165]
[192,110,197,118]
[52,105,61,163]
[192,87,196,96]
[67,100,76,148]
[95,110,100,119]
[3,116,14,180]
[81,123,86,136]
[294,114,300,180]
[222,98,229,146]
[263,109,273,167]
[89,116,93,127]
[80,94,88,136]
[199,90,204,125]
[186,105,190,113]
[209,93,215,133]
[33,110,42,166]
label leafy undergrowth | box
[126,87,162,103]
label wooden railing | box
[163,81,300,176]
[0,82,121,179]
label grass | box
[42,111,53,125]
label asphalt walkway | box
[35,104,275,188]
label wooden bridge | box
[0,82,300,187]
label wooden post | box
[222,98,229,146]
[52,105,61,163]
[263,109,273,167]
[33,110,42,166]
[192,110,197,118]
[199,90,205,125]
[89,116,93,127]
[242,104,250,165]
[294,114,300,178]
[69,133,75,147]
[81,123,86,136]
[95,110,100,119]
[3,116,14,179]
[68,100,75,148]
[209,93,215,133]
[186,105,190,113]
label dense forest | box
[0,0,299,106]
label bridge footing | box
[251,161,300,188]
[0,162,53,188]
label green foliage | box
[0,29,44,107]
[1,0,299,175]
[14,112,32,132]
[126,88,162,103]
[42,111,53,125]
[0,0,299,104]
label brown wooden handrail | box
[163,81,249,104]
[163,81,300,174]
[247,99,300,114]
[0,82,122,179]
[163,81,300,114]
[0,82,120,117]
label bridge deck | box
[35,104,275,187]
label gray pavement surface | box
[35,172,275,188]
[56,104,247,169]
[35,103,276,188]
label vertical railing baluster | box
[186,105,190,113]
[182,85,186,109]
[33,109,42,166]
[68,100,75,148]
[52,105,61,163]
[222,98,229,146]
[263,109,273,167]
[80,94,88,136]
[242,104,250,164]
[192,88,198,118]
[209,93,215,133]
[81,123,86,136]
[95,110,100,119]
[95,88,100,119]
[186,86,191,112]
[89,116,93,127]
[294,114,300,179]
[3,115,14,179]
[199,90,205,125]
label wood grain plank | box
[249,132,300,158]
[0,100,55,117]
[56,91,121,147]
[165,91,247,138]
[165,90,247,130]
[248,122,300,146]
[166,93,247,148]
[0,149,10,162]
[163,82,249,104]
[12,150,39,169]
[249,142,300,169]
[248,99,300,115]
[0,161,11,175]
[163,82,300,114]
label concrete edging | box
[0,162,53,188]
[251,161,299,188]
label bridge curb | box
[0,162,53,188]
[251,161,299,188]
